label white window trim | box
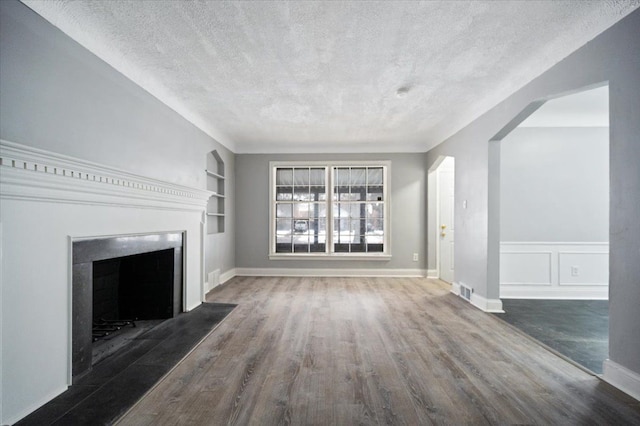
[269,160,392,260]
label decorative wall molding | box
[500,242,608,299]
[0,140,212,211]
[603,360,640,402]
[235,267,426,278]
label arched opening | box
[489,83,610,373]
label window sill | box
[269,254,392,261]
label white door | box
[438,160,455,283]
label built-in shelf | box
[206,151,225,234]
[205,169,225,180]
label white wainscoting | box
[500,242,608,299]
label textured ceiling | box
[21,1,639,153]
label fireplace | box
[72,232,184,380]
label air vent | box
[459,283,473,301]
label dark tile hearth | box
[16,302,236,426]
[495,299,608,374]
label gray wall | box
[426,9,640,378]
[500,126,609,242]
[235,153,427,270]
[0,0,234,276]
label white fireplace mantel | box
[0,139,213,424]
[0,139,213,211]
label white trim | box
[451,282,504,312]
[501,288,608,299]
[427,269,438,278]
[602,360,640,402]
[500,242,608,299]
[220,268,237,285]
[235,268,426,278]
[501,241,610,245]
[470,293,505,313]
[269,161,391,259]
[0,140,212,211]
[269,254,392,261]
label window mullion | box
[327,166,334,254]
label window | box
[270,161,390,259]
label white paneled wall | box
[500,242,608,299]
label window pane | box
[310,185,325,201]
[366,203,384,219]
[276,168,293,185]
[350,186,365,201]
[336,168,350,186]
[293,187,310,201]
[276,243,292,253]
[276,219,292,232]
[310,243,326,253]
[351,168,366,185]
[349,203,364,218]
[276,204,292,218]
[294,168,309,185]
[367,186,383,201]
[310,168,325,185]
[276,186,293,201]
[367,167,383,185]
[293,204,311,219]
[294,243,309,253]
[351,242,366,252]
[367,244,383,252]
[334,243,349,253]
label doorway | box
[490,84,610,373]
[428,156,455,283]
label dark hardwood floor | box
[117,277,640,425]
[496,299,609,374]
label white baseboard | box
[234,267,426,278]
[427,269,438,278]
[451,282,504,313]
[602,359,640,402]
[220,268,237,284]
[470,293,504,313]
[450,281,460,295]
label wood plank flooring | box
[117,277,640,425]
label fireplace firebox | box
[72,232,184,380]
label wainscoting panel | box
[500,242,608,299]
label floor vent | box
[459,283,473,301]
[208,269,220,290]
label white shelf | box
[210,192,225,198]
[205,169,225,179]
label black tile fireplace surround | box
[72,232,184,380]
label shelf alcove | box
[206,150,225,233]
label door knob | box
[441,232,446,237]
[441,224,447,229]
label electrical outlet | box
[412,253,418,262]
[571,266,579,277]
